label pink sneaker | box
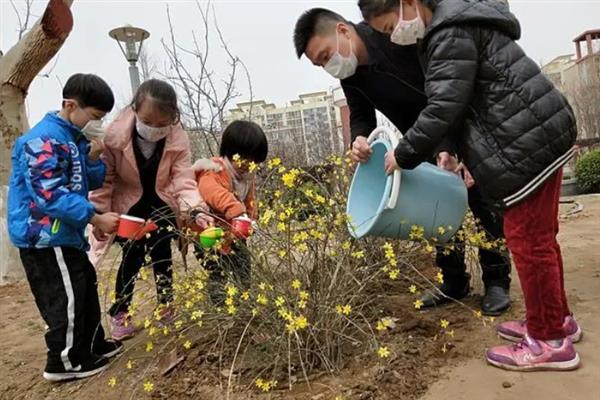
[497,316,582,343]
[486,334,580,371]
[111,312,137,341]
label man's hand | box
[384,150,400,175]
[351,136,373,164]
[436,151,459,172]
[456,163,476,189]
[90,212,120,234]
[89,138,105,161]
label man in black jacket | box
[293,8,511,316]
[358,0,580,372]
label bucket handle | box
[367,127,401,210]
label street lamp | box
[109,24,150,94]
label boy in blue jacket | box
[8,74,122,381]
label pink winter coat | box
[88,107,201,264]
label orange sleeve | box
[244,180,258,220]
[197,172,246,220]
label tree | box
[161,0,252,158]
[0,0,75,282]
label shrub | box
[575,149,600,193]
[98,155,503,396]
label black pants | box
[20,247,106,371]
[436,186,511,289]
[196,242,251,304]
[109,229,175,316]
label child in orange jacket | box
[193,120,268,303]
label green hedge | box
[575,149,600,193]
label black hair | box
[130,79,181,124]
[220,120,268,163]
[293,8,348,58]
[358,0,438,21]
[62,73,114,113]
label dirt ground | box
[1,195,598,400]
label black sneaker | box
[93,339,124,359]
[43,355,108,382]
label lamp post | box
[109,25,150,94]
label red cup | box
[231,216,253,239]
[117,215,159,240]
[135,219,159,240]
[117,215,145,239]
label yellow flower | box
[256,294,268,305]
[251,308,259,317]
[389,269,399,280]
[414,299,424,310]
[277,222,286,232]
[336,304,352,316]
[297,243,308,252]
[436,271,444,284]
[183,340,192,350]
[146,341,153,352]
[351,250,365,259]
[297,300,307,309]
[377,346,390,358]
[259,282,267,291]
[295,315,308,329]
[376,321,387,331]
[148,327,157,337]
[299,291,309,300]
[278,249,287,258]
[446,330,455,337]
[108,377,117,387]
[425,244,434,253]
[440,319,450,329]
[226,286,238,297]
[126,360,134,369]
[409,285,417,294]
[255,378,278,392]
[474,310,482,318]
[341,241,351,250]
[225,297,234,306]
[241,291,250,301]
[291,279,302,290]
[437,226,446,235]
[144,318,152,329]
[275,296,285,307]
[227,305,237,315]
[248,161,258,173]
[143,380,154,393]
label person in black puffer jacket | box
[358,0,581,372]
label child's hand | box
[89,138,105,161]
[384,150,400,175]
[92,226,109,241]
[91,212,120,234]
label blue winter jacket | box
[8,112,106,250]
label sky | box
[1,0,600,125]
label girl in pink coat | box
[89,79,210,340]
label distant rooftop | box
[573,29,600,43]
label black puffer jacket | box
[394,0,577,208]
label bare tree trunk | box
[0,0,74,283]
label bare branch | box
[10,0,35,40]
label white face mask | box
[135,117,172,142]
[390,1,426,46]
[323,29,358,80]
[81,119,106,140]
